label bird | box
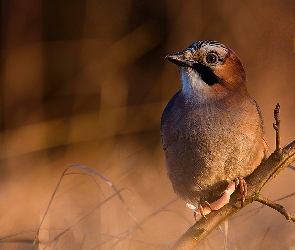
[160,40,268,216]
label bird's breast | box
[161,98,265,205]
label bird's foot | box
[193,181,236,218]
[208,177,247,210]
[186,203,211,220]
[209,181,236,210]
[190,178,247,218]
[191,203,211,221]
[234,177,247,207]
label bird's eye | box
[206,53,218,64]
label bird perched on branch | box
[161,40,268,216]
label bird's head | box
[166,40,248,102]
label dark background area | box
[1,1,295,249]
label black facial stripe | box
[192,64,220,86]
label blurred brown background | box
[1,1,295,249]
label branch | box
[172,105,295,250]
[256,195,295,222]
[273,103,282,153]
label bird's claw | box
[191,178,248,219]
[193,181,236,218]
[194,204,211,220]
[234,177,247,207]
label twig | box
[34,165,138,246]
[273,103,282,153]
[256,195,295,222]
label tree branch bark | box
[256,195,295,222]
[172,106,295,249]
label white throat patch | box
[180,67,211,101]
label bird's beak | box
[165,51,195,67]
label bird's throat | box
[181,67,214,101]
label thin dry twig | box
[172,104,295,250]
[256,195,295,222]
[33,165,138,247]
[273,103,282,153]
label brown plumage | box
[161,40,268,210]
